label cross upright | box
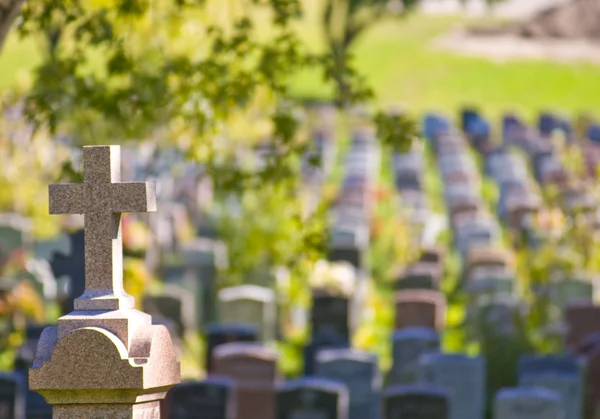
[49,146,156,311]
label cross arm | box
[49,184,86,214]
[111,182,157,213]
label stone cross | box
[49,145,156,311]
[30,145,179,418]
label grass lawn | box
[289,11,600,123]
[1,9,599,123]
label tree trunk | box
[0,0,24,53]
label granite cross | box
[49,146,156,311]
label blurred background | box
[0,0,599,417]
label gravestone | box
[327,225,368,270]
[395,264,440,291]
[0,214,32,256]
[166,377,235,419]
[276,377,348,419]
[519,372,581,419]
[549,277,594,312]
[316,349,380,419]
[564,303,600,350]
[213,342,279,419]
[389,327,440,386]
[494,387,564,419]
[49,229,84,315]
[311,290,350,342]
[205,323,258,374]
[418,353,485,419]
[163,237,227,327]
[383,385,449,419]
[394,290,446,331]
[34,234,71,262]
[29,145,180,417]
[0,373,25,419]
[143,287,192,337]
[218,285,276,342]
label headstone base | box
[53,400,160,419]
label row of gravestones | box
[422,111,600,418]
[155,340,588,419]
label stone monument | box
[29,146,181,418]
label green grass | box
[289,13,600,122]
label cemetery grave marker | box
[316,349,380,419]
[418,353,485,419]
[276,377,348,419]
[205,323,258,374]
[494,387,564,419]
[0,373,25,419]
[394,289,446,331]
[389,327,440,386]
[166,377,236,419]
[564,302,600,350]
[49,229,85,315]
[213,342,280,419]
[218,284,276,342]
[29,145,180,417]
[383,385,449,419]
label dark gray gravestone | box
[167,377,235,419]
[205,323,258,374]
[388,327,440,386]
[142,293,185,338]
[315,349,380,419]
[383,385,449,419]
[49,229,84,315]
[163,237,227,327]
[494,387,564,419]
[303,334,349,376]
[517,355,582,419]
[276,378,348,419]
[311,291,349,343]
[0,373,25,419]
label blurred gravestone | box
[417,353,485,419]
[494,387,564,419]
[0,373,25,419]
[388,327,440,386]
[276,378,348,419]
[394,290,446,331]
[205,323,258,374]
[382,385,449,419]
[218,285,276,342]
[213,342,279,419]
[49,229,84,314]
[166,377,235,419]
[316,349,380,419]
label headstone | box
[49,229,84,315]
[0,214,32,256]
[383,385,449,419]
[143,288,191,337]
[218,285,276,342]
[34,234,71,262]
[493,387,564,419]
[549,277,594,312]
[166,377,235,419]
[316,349,380,419]
[213,342,279,419]
[389,327,440,386]
[394,290,446,331]
[418,353,485,419]
[163,237,228,326]
[276,377,348,419]
[0,373,25,419]
[205,323,258,373]
[29,145,180,417]
[564,303,600,350]
[311,290,350,342]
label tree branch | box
[0,0,24,53]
